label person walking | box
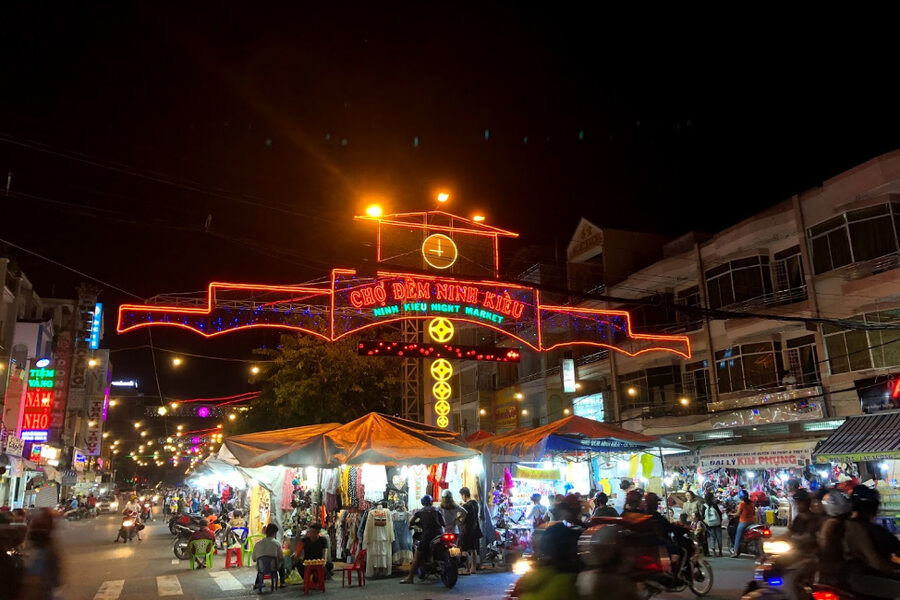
[703,492,723,556]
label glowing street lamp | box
[679,397,690,406]
[365,204,383,217]
[133,422,142,429]
[436,192,450,203]
[228,413,236,421]
[472,214,486,222]
[157,406,167,415]
[88,358,98,368]
[251,366,260,375]
[172,357,183,367]
[627,387,637,397]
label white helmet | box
[822,490,852,517]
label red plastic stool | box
[224,545,243,569]
[303,564,326,594]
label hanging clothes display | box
[361,464,388,502]
[363,506,395,577]
[391,509,414,565]
[406,465,429,505]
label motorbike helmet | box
[792,489,810,503]
[821,490,852,517]
[643,492,661,510]
[850,484,880,514]
[625,489,643,507]
[421,494,433,506]
[738,490,750,501]
[578,524,622,566]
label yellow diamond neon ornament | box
[436,415,449,428]
[430,359,453,381]
[434,399,451,416]
[428,318,455,343]
[432,380,452,401]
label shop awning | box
[224,412,479,468]
[813,411,900,463]
[478,415,684,462]
[699,440,818,470]
[465,430,494,444]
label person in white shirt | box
[252,523,284,590]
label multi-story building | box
[483,149,900,466]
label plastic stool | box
[224,545,243,568]
[304,564,326,594]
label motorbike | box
[0,524,27,600]
[741,537,817,600]
[168,513,204,535]
[416,532,462,589]
[115,513,140,543]
[141,501,152,522]
[484,515,524,569]
[61,504,86,521]
[560,518,714,600]
[729,521,772,558]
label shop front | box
[814,411,900,516]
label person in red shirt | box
[731,490,756,557]
[188,524,216,568]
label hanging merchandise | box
[363,505,395,577]
[391,507,414,565]
[362,464,389,502]
[406,465,429,504]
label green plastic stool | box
[189,539,215,569]
[244,534,266,567]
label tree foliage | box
[231,334,403,434]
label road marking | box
[93,580,124,600]
[157,575,183,596]
[210,571,244,591]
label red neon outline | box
[116,270,690,359]
[892,378,900,399]
[354,210,519,238]
[537,304,692,359]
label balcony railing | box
[706,384,821,413]
[842,251,900,281]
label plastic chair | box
[341,549,366,587]
[224,544,243,568]
[229,527,249,548]
[189,539,214,569]
[244,534,266,567]
[255,556,279,593]
[303,564,326,594]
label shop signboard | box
[4,434,24,457]
[816,450,900,463]
[50,331,73,431]
[561,358,576,393]
[699,441,815,470]
[21,389,54,442]
[493,397,518,433]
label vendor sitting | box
[296,523,333,579]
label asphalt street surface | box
[53,512,758,599]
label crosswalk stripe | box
[93,580,125,600]
[156,575,183,597]
[209,571,245,591]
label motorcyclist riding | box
[643,492,691,577]
[817,488,852,587]
[840,485,900,599]
[536,493,582,573]
[123,495,143,541]
[400,494,445,584]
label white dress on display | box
[363,507,395,577]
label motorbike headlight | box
[152,495,159,503]
[762,540,792,555]
[139,496,145,502]
[512,559,532,575]
[123,520,135,527]
[110,502,118,510]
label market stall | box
[223,412,484,577]
[473,416,684,527]
[814,411,900,516]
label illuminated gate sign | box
[116,211,691,362]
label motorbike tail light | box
[762,528,772,538]
[442,533,457,543]
[812,592,838,600]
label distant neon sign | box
[891,378,900,399]
[90,303,103,350]
[28,368,56,389]
[22,389,54,438]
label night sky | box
[1,5,898,404]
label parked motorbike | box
[741,537,817,600]
[168,513,204,535]
[60,504,86,521]
[729,521,772,558]
[484,516,524,569]
[115,513,140,543]
[416,532,462,588]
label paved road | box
[53,514,758,599]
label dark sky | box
[1,5,898,403]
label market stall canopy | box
[224,422,341,468]
[224,413,479,468]
[478,415,684,462]
[814,411,900,463]
[466,430,494,444]
[699,440,817,470]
